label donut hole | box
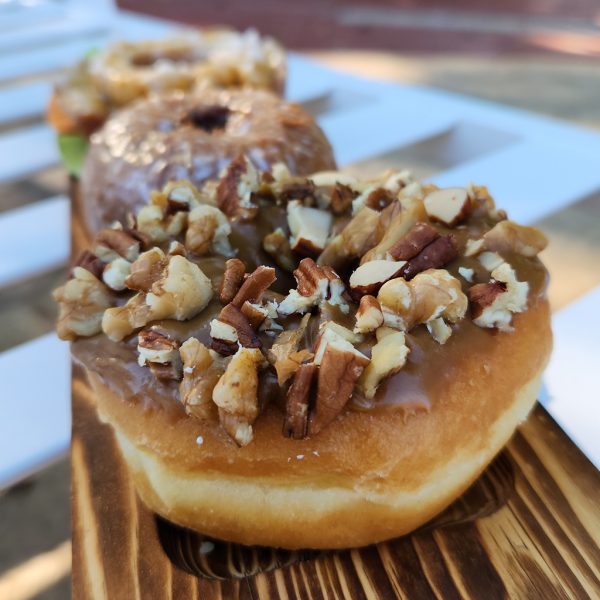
[183,106,231,133]
[131,49,198,67]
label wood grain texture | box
[71,367,600,599]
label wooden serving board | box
[71,368,600,599]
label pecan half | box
[232,265,276,307]
[386,222,439,261]
[220,258,246,304]
[401,234,458,280]
[283,363,316,439]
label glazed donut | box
[56,166,552,550]
[79,88,336,233]
[47,29,286,136]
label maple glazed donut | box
[55,162,552,549]
[79,88,336,233]
[47,29,286,136]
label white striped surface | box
[0,334,70,489]
[1,12,600,486]
[0,196,69,288]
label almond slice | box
[424,187,471,227]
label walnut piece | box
[358,330,409,399]
[469,262,528,331]
[53,267,113,340]
[212,347,265,446]
[179,338,226,420]
[185,205,233,256]
[377,269,467,341]
[102,257,131,291]
[287,201,332,257]
[125,248,166,292]
[483,220,548,257]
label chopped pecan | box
[218,303,261,348]
[278,178,317,204]
[349,260,406,296]
[137,328,181,380]
[309,340,369,435]
[240,301,268,329]
[283,363,316,439]
[94,228,141,262]
[354,295,384,334]
[232,265,276,307]
[478,251,504,272]
[424,187,471,227]
[216,155,260,221]
[185,205,233,256]
[278,258,330,315]
[464,238,485,257]
[361,197,428,263]
[220,258,246,304]
[212,347,265,446]
[386,222,439,261]
[469,263,528,332]
[330,183,358,215]
[263,228,295,271]
[364,187,395,211]
[358,330,409,399]
[287,201,332,257]
[268,313,312,384]
[483,220,548,257]
[377,269,467,338]
[179,338,225,420]
[163,180,203,213]
[401,234,458,280]
[210,338,239,356]
[167,241,187,257]
[53,266,113,341]
[74,250,104,280]
[426,317,452,345]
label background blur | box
[1,1,599,599]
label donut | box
[47,29,286,136]
[79,88,336,233]
[55,164,552,550]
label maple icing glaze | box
[72,202,549,423]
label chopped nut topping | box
[354,295,384,334]
[124,248,167,293]
[54,267,113,340]
[464,238,485,257]
[240,301,268,329]
[361,197,428,263]
[212,347,265,446]
[349,260,406,296]
[426,317,452,345]
[263,228,295,271]
[94,228,141,262]
[283,363,316,439]
[185,205,233,256]
[137,328,181,380]
[310,339,369,435]
[232,265,276,307]
[358,330,409,399]
[386,222,439,261]
[210,319,239,343]
[458,266,474,282]
[102,257,131,291]
[163,180,203,213]
[478,251,504,272]
[329,183,357,215]
[74,250,104,280]
[220,258,246,304]
[216,155,260,220]
[377,269,467,338]
[469,263,528,331]
[218,303,261,348]
[287,201,332,257]
[268,313,312,384]
[483,220,548,257]
[179,338,226,420]
[424,187,471,227]
[401,234,458,280]
[364,187,396,211]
